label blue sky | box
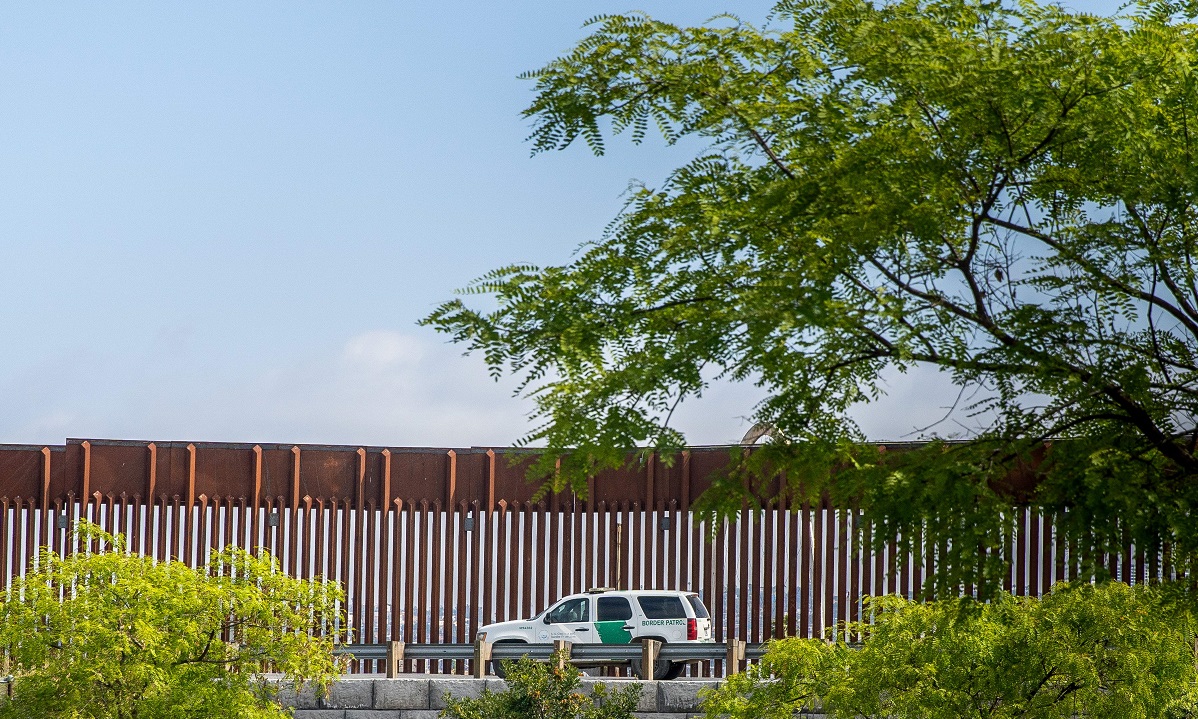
[0,0,1125,448]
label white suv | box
[476,588,713,679]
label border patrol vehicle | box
[476,588,712,679]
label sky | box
[0,0,1126,449]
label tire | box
[662,661,687,680]
[490,640,527,679]
[629,638,673,681]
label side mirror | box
[543,615,552,625]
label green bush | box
[701,582,1198,719]
[441,652,640,719]
[0,522,344,719]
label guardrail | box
[334,639,766,681]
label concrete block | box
[328,679,375,709]
[345,712,402,719]
[570,677,598,697]
[277,681,324,709]
[396,712,443,719]
[293,711,346,719]
[588,679,655,712]
[373,679,431,710]
[429,677,493,710]
[633,714,683,719]
[658,681,712,713]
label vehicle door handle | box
[575,627,589,632]
[622,625,635,632]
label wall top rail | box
[0,438,763,509]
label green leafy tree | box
[701,582,1198,719]
[0,523,344,719]
[423,0,1198,590]
[440,652,640,719]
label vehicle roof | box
[567,588,699,597]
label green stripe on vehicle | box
[594,620,632,644]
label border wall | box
[0,438,1165,677]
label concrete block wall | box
[277,677,827,719]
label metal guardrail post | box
[553,640,570,670]
[641,639,661,681]
[725,638,746,675]
[472,639,492,679]
[386,641,404,679]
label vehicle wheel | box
[629,639,673,681]
[490,641,527,680]
[662,661,687,680]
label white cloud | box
[0,328,989,449]
[340,330,424,371]
[847,365,995,441]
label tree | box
[422,0,1198,591]
[441,652,640,719]
[699,582,1198,718]
[0,523,343,719]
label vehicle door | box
[539,596,595,643]
[594,596,635,644]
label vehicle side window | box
[637,595,686,619]
[547,598,589,623]
[597,596,633,621]
[686,594,710,619]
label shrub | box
[441,652,640,719]
[701,582,1198,719]
[0,522,344,719]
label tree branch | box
[983,213,1198,342]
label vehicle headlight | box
[476,631,488,642]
